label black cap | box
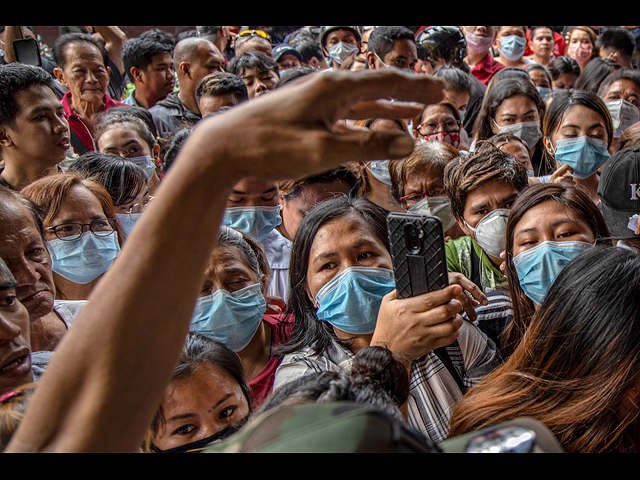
[598,146,640,240]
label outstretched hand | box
[177,69,447,185]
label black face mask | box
[151,416,249,454]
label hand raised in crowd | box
[7,69,446,454]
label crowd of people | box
[0,25,640,453]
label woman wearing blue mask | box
[450,247,640,453]
[542,89,614,205]
[190,226,293,409]
[68,152,151,240]
[498,182,612,359]
[21,173,124,302]
[274,196,501,444]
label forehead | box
[311,212,381,252]
[0,201,40,243]
[13,84,62,117]
[98,126,145,149]
[607,79,640,96]
[62,41,105,67]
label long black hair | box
[276,196,390,358]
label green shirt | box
[445,236,506,292]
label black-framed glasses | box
[47,218,117,242]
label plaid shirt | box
[274,321,501,445]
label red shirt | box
[248,313,294,408]
[470,53,506,86]
[61,91,127,155]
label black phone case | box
[387,213,449,299]
[13,38,42,67]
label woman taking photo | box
[273,196,500,444]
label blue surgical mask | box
[368,160,392,186]
[313,267,396,335]
[128,155,157,182]
[48,232,121,284]
[500,35,527,61]
[222,206,282,243]
[116,213,142,238]
[554,136,611,180]
[190,284,267,352]
[513,241,593,306]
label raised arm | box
[7,70,445,453]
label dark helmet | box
[320,26,362,47]
[415,26,467,67]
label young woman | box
[449,247,640,453]
[273,196,500,444]
[144,333,252,453]
[542,89,614,205]
[473,78,549,176]
[68,152,151,239]
[499,182,611,358]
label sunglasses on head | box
[238,29,271,41]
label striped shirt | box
[274,321,501,444]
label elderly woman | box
[21,173,123,302]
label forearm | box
[7,120,241,453]
[2,26,22,64]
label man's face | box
[55,42,110,106]
[0,85,70,167]
[137,52,176,100]
[0,273,32,395]
[0,201,55,323]
[189,44,226,85]
[374,39,418,72]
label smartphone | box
[13,38,42,67]
[387,213,449,299]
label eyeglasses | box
[47,218,117,242]
[125,196,154,217]
[417,120,460,136]
[400,190,448,209]
[238,30,271,41]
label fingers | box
[448,273,488,306]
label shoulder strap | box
[434,346,466,393]
[470,245,483,293]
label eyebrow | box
[311,239,380,266]
[561,123,605,130]
[469,193,518,213]
[0,281,17,291]
[231,187,277,197]
[167,394,233,423]
[515,218,585,238]
[500,109,537,117]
